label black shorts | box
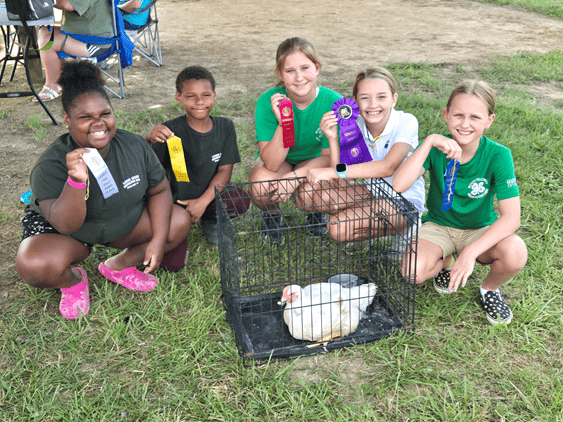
[21,209,93,252]
[61,33,112,58]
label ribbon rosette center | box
[332,98,371,165]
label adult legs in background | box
[37,26,93,100]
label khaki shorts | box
[418,221,489,259]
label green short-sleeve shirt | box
[422,135,520,229]
[254,85,342,165]
[28,130,166,244]
[63,0,114,38]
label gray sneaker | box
[197,218,219,245]
[261,211,285,246]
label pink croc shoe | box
[60,267,90,319]
[98,262,157,292]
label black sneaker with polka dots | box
[433,255,456,294]
[433,268,452,294]
[479,289,513,325]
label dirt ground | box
[1,0,563,290]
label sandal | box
[33,85,62,102]
[60,267,90,319]
[98,261,158,292]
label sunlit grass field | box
[1,2,563,420]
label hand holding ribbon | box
[66,148,90,185]
[279,99,295,148]
[167,136,190,182]
[332,98,371,165]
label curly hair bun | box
[58,61,110,113]
[59,61,104,91]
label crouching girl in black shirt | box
[16,61,190,319]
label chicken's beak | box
[278,297,287,306]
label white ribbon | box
[84,148,119,199]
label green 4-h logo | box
[468,178,489,199]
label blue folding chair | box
[120,0,162,67]
[57,0,134,98]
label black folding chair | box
[0,3,58,124]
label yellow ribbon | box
[167,136,190,182]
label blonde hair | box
[446,80,495,115]
[275,37,321,86]
[352,67,397,98]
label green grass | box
[2,51,563,420]
[26,115,49,142]
[479,51,563,84]
[473,0,563,19]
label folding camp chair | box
[120,0,162,67]
[57,0,134,98]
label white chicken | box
[279,282,377,342]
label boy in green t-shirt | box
[393,80,527,326]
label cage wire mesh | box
[216,178,417,361]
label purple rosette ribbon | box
[332,98,372,166]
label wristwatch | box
[335,163,347,179]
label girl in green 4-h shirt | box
[249,37,342,246]
[393,80,527,326]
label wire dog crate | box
[216,178,418,361]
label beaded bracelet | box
[67,176,87,189]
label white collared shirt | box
[358,108,426,216]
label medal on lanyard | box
[167,136,190,182]
[332,98,371,165]
[279,99,295,148]
[83,148,119,199]
[441,159,460,212]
